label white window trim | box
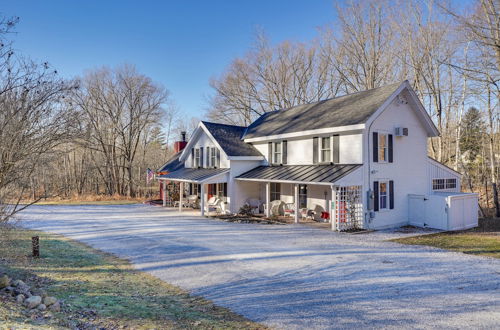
[272,142,282,165]
[320,136,332,163]
[194,148,201,168]
[432,178,457,191]
[378,133,388,163]
[378,180,390,211]
[210,147,217,168]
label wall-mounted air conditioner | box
[395,127,408,136]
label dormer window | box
[273,142,282,164]
[321,137,331,162]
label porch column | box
[265,182,270,218]
[331,186,337,231]
[294,184,299,223]
[179,182,184,212]
[162,180,167,207]
[200,183,205,216]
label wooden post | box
[331,186,337,231]
[162,180,167,207]
[294,184,299,223]
[265,182,271,218]
[201,183,206,216]
[179,182,184,212]
[32,236,40,258]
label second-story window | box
[378,134,388,162]
[194,148,200,167]
[321,137,331,162]
[273,142,282,164]
[210,147,216,167]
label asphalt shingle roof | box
[243,82,402,139]
[157,151,184,173]
[236,164,361,185]
[202,121,262,157]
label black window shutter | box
[191,148,195,167]
[373,181,379,211]
[223,182,227,196]
[268,142,273,165]
[332,135,340,163]
[313,137,318,164]
[282,140,287,165]
[206,146,210,167]
[199,147,204,168]
[389,180,394,209]
[373,132,378,163]
[388,134,393,163]
[189,183,192,195]
[197,184,201,195]
[216,148,220,168]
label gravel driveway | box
[19,204,500,329]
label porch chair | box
[284,203,295,217]
[270,200,285,216]
[208,198,222,214]
[187,195,199,208]
[246,198,262,214]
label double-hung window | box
[210,147,216,167]
[432,178,457,190]
[273,142,282,164]
[378,134,388,162]
[298,184,307,208]
[379,181,389,210]
[320,137,331,162]
[270,182,281,201]
[194,149,201,168]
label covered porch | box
[157,168,229,216]
[235,164,364,231]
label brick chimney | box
[173,131,187,153]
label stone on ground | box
[24,295,42,309]
[0,275,10,288]
[37,303,47,311]
[15,294,25,303]
[49,301,61,312]
[43,296,57,306]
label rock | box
[43,296,57,306]
[4,286,15,295]
[24,295,42,309]
[0,275,10,288]
[16,294,25,303]
[37,303,47,311]
[49,301,60,312]
[32,288,47,298]
[12,279,26,287]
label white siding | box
[185,130,230,168]
[251,133,363,165]
[367,90,429,229]
[229,160,264,213]
[427,158,461,193]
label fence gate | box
[332,185,363,231]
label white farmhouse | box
[157,81,478,231]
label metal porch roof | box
[157,168,229,183]
[236,164,361,185]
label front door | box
[207,184,216,199]
[408,194,426,227]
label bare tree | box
[70,65,168,197]
[0,16,77,222]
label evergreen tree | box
[460,107,485,163]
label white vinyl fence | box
[408,192,478,231]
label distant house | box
[157,81,478,231]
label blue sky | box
[1,0,336,118]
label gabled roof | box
[157,151,184,173]
[201,121,262,157]
[236,164,361,185]
[243,82,403,140]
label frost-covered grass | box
[0,227,263,329]
[393,232,500,258]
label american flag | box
[146,168,154,184]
